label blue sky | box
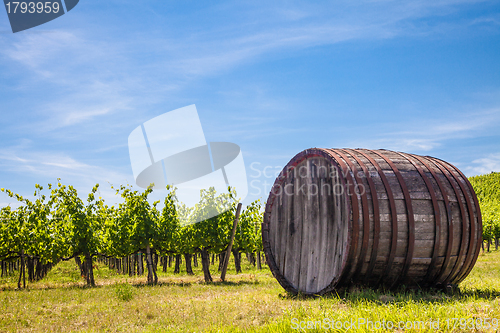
[0,0,499,207]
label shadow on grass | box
[1,283,97,292]
[0,274,265,291]
[131,280,194,288]
[130,278,262,288]
[278,285,500,304]
[207,279,261,287]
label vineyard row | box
[0,182,264,288]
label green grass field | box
[1,251,500,332]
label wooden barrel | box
[262,148,482,295]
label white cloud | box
[466,153,500,175]
[0,149,127,182]
[345,107,500,152]
[0,0,498,206]
[3,0,497,94]
[0,0,496,141]
[2,31,77,72]
[0,31,145,133]
[0,146,133,205]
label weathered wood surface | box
[267,154,349,294]
[262,148,482,295]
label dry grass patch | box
[0,251,499,332]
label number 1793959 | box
[5,2,60,14]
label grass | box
[0,251,499,332]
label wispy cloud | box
[0,145,133,203]
[346,107,500,152]
[466,153,500,175]
[154,0,499,78]
[0,31,139,133]
[41,81,134,129]
[0,150,126,179]
[2,32,77,73]
[3,0,497,107]
[0,0,498,204]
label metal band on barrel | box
[355,149,398,287]
[371,150,415,288]
[343,149,381,284]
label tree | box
[186,187,235,282]
[233,199,263,271]
[113,184,159,284]
[469,172,500,250]
[1,184,67,288]
[154,186,195,274]
[51,182,104,286]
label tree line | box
[0,181,263,288]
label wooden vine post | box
[220,203,242,282]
